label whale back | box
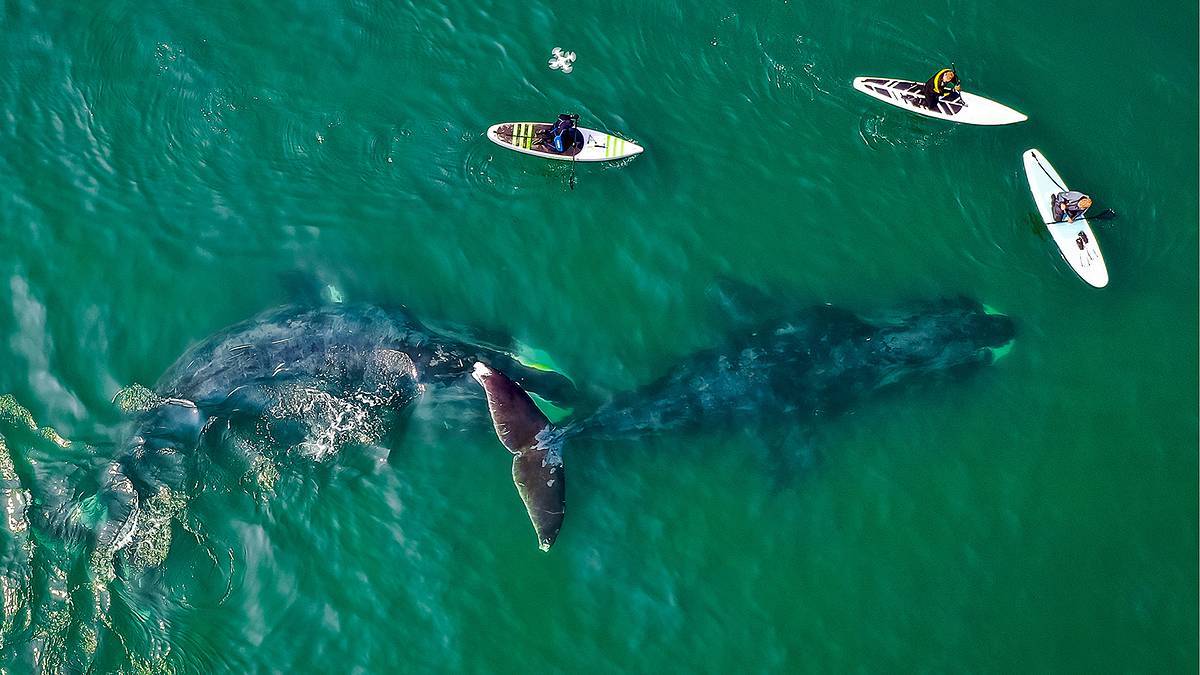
[576,301,1014,440]
[576,306,875,439]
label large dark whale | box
[2,302,577,671]
[473,297,1016,551]
[85,303,576,565]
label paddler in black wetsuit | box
[921,68,961,111]
[537,114,582,154]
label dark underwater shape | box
[475,297,1016,550]
[1,304,580,671]
[88,303,577,577]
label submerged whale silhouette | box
[473,297,1016,551]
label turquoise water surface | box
[1,0,1197,671]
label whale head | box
[869,297,1016,382]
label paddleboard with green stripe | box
[486,122,644,162]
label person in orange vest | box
[922,67,961,110]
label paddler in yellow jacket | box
[922,67,961,111]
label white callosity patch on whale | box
[0,394,37,432]
[0,433,34,651]
[124,487,189,573]
[267,387,387,460]
[470,361,492,386]
[534,426,564,468]
[0,438,31,537]
[29,562,72,673]
[262,349,421,461]
[111,383,165,413]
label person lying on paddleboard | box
[537,113,583,154]
[1052,191,1092,223]
[922,68,961,110]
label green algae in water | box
[0,394,71,448]
[0,394,37,432]
[127,488,189,572]
[112,384,164,414]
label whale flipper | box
[471,363,564,551]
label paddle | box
[1043,208,1118,226]
[567,113,580,190]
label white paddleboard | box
[486,122,644,162]
[1022,149,1109,288]
[853,76,1027,126]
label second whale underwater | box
[473,295,1015,549]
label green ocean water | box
[0,0,1196,671]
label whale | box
[79,303,577,568]
[473,297,1016,551]
[2,302,578,671]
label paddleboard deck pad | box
[853,77,1028,126]
[487,122,644,162]
[1022,148,1109,288]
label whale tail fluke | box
[471,363,565,552]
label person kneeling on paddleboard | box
[1052,191,1092,223]
[538,114,582,154]
[922,68,960,110]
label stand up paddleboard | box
[486,122,643,162]
[1022,149,1108,288]
[853,77,1027,126]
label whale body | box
[2,303,577,671]
[474,297,1016,550]
[90,304,576,561]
